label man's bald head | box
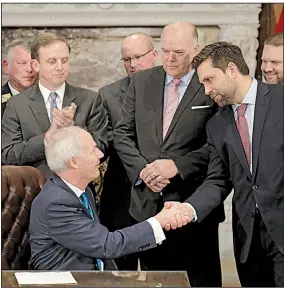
[161,21,198,45]
[161,21,199,78]
[120,32,157,77]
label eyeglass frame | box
[121,49,153,64]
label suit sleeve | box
[46,198,157,259]
[174,143,211,181]
[86,91,109,156]
[98,88,114,145]
[185,125,233,222]
[1,99,45,165]
[113,77,148,185]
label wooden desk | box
[2,271,190,287]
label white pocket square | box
[191,105,211,110]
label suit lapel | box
[118,77,130,104]
[53,175,95,219]
[164,72,201,141]
[223,106,251,178]
[28,85,50,132]
[146,67,166,146]
[62,83,78,108]
[252,82,270,182]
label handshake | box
[154,201,195,231]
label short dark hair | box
[31,32,71,61]
[192,41,249,75]
[264,32,283,47]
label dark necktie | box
[79,192,103,270]
[236,104,251,165]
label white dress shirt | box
[61,178,166,245]
[39,81,65,120]
[164,69,195,113]
[8,81,20,96]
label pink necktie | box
[236,104,250,165]
[163,78,181,139]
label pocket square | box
[191,105,211,110]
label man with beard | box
[261,32,283,84]
[167,41,283,287]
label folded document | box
[15,271,78,285]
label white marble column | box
[219,24,260,76]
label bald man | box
[98,33,157,270]
[113,22,224,286]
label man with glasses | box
[98,33,157,270]
[113,22,224,286]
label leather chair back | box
[1,166,46,269]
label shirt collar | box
[165,69,195,86]
[61,178,85,199]
[39,81,65,105]
[232,78,258,113]
[8,81,20,96]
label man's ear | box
[227,62,238,79]
[2,59,9,75]
[67,156,79,170]
[32,59,40,73]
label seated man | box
[29,126,192,270]
[2,32,108,178]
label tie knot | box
[80,192,88,202]
[50,92,58,101]
[237,103,248,116]
[172,78,181,88]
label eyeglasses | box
[121,49,153,64]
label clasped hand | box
[155,201,194,231]
[140,159,178,192]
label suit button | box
[160,150,166,156]
[252,185,258,191]
[250,212,255,217]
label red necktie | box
[163,78,181,139]
[236,104,250,165]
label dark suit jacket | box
[2,82,12,118]
[187,81,283,263]
[98,77,133,230]
[29,175,157,270]
[1,83,108,178]
[113,66,224,222]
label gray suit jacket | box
[98,77,134,230]
[1,83,108,178]
[113,66,224,222]
[29,174,157,270]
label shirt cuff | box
[146,217,166,245]
[184,203,198,222]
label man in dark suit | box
[2,33,108,179]
[98,33,157,270]
[166,41,283,287]
[113,21,224,287]
[2,39,37,116]
[29,126,192,270]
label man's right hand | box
[154,201,193,230]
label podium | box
[2,271,190,287]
